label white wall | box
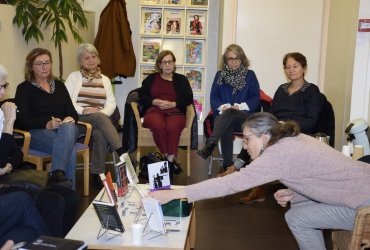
[350,0,370,122]
[235,0,325,97]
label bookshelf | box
[139,0,208,121]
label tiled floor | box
[74,138,299,250]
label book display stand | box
[96,214,124,241]
[140,0,208,121]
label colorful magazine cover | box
[164,0,183,5]
[185,40,203,64]
[187,10,207,36]
[141,38,161,63]
[185,68,203,93]
[193,95,204,121]
[141,0,162,5]
[164,9,184,35]
[142,8,162,34]
[190,0,208,6]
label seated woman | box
[138,50,193,176]
[197,44,260,170]
[14,48,79,187]
[0,64,79,238]
[271,52,322,134]
[65,43,125,189]
[151,112,370,250]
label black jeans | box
[211,109,250,168]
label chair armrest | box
[77,121,92,145]
[130,102,144,129]
[185,105,195,129]
[13,129,31,156]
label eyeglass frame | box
[243,132,258,143]
[0,82,9,90]
[226,57,241,63]
[161,60,175,66]
[33,61,51,67]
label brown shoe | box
[239,186,265,205]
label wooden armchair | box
[332,206,370,250]
[130,102,195,177]
[13,121,92,196]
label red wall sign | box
[359,19,370,32]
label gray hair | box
[242,112,300,146]
[77,43,100,65]
[0,64,8,84]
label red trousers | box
[143,109,186,156]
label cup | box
[352,145,364,160]
[131,223,144,245]
[342,145,351,157]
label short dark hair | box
[283,52,307,69]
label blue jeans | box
[29,123,78,188]
[0,192,49,245]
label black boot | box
[169,161,183,175]
[48,170,72,188]
[93,174,104,190]
[197,139,217,159]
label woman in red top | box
[139,50,194,176]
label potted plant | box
[8,0,88,80]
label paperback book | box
[19,236,87,250]
[99,172,117,206]
[164,9,184,35]
[148,161,171,191]
[92,200,125,233]
[114,161,128,197]
[185,68,203,93]
[141,8,162,34]
[186,10,207,36]
[141,38,161,63]
[185,40,204,65]
[142,197,167,234]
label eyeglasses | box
[161,60,174,65]
[243,133,257,143]
[226,57,241,63]
[33,61,51,67]
[0,82,9,90]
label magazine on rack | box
[163,0,183,5]
[190,0,208,6]
[141,8,162,34]
[141,38,161,63]
[185,68,203,93]
[185,40,204,65]
[186,10,207,36]
[164,9,184,35]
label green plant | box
[8,0,88,80]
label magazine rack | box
[139,0,209,122]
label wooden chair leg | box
[83,150,89,197]
[187,145,191,178]
[36,159,44,171]
[136,148,141,174]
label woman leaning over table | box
[197,44,260,170]
[65,43,125,189]
[15,48,79,188]
[151,112,370,250]
[138,50,194,177]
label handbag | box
[139,152,165,179]
[0,169,49,190]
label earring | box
[259,145,265,156]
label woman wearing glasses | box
[139,50,193,177]
[197,44,260,171]
[14,48,79,188]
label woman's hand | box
[152,99,176,110]
[62,116,75,124]
[47,117,62,129]
[82,107,101,114]
[148,188,187,204]
[0,163,12,176]
[0,240,14,250]
[274,189,294,207]
[217,165,237,177]
[1,102,17,134]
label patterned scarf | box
[217,64,248,94]
[31,80,55,93]
[80,66,102,82]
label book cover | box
[186,10,207,36]
[121,153,139,185]
[193,95,204,121]
[164,0,183,6]
[141,38,162,63]
[141,0,162,5]
[142,197,166,234]
[163,9,184,35]
[148,161,171,191]
[99,173,117,206]
[20,235,87,250]
[185,40,204,65]
[92,200,125,233]
[114,162,128,197]
[141,8,162,34]
[185,68,203,93]
[190,0,208,6]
